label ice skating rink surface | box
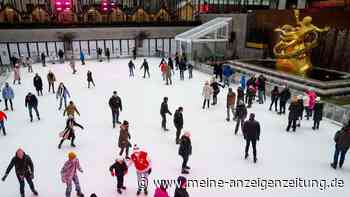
[0,58,348,197]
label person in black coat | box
[87,70,95,88]
[25,92,40,122]
[210,79,224,105]
[160,97,172,131]
[58,116,84,149]
[41,52,46,67]
[2,149,38,197]
[179,59,187,81]
[109,157,128,194]
[128,60,136,77]
[235,100,247,135]
[286,97,299,132]
[178,132,192,174]
[257,75,266,104]
[213,63,223,82]
[174,176,189,197]
[296,95,304,127]
[33,73,43,96]
[105,48,110,62]
[58,49,64,63]
[174,107,184,144]
[245,76,256,103]
[109,91,123,128]
[279,86,291,114]
[313,97,324,130]
[132,48,137,60]
[236,86,245,105]
[269,86,279,112]
[140,59,150,78]
[168,57,174,74]
[331,120,350,169]
[243,113,260,163]
[97,48,103,62]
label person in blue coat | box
[2,82,14,111]
[56,82,71,110]
[80,51,85,65]
[240,75,246,90]
[222,65,233,87]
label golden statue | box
[273,10,329,76]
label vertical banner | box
[113,40,120,57]
[29,43,39,61]
[0,43,10,64]
[121,40,128,56]
[72,41,80,58]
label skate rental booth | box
[175,17,232,63]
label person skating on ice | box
[57,82,71,110]
[269,86,279,112]
[159,58,166,81]
[58,49,65,64]
[58,115,84,149]
[154,183,170,197]
[187,63,193,79]
[222,65,233,87]
[234,100,247,135]
[286,96,299,132]
[246,85,256,108]
[331,119,350,169]
[128,60,136,77]
[236,86,245,106]
[130,145,152,196]
[118,120,131,159]
[202,81,213,109]
[226,88,236,121]
[69,56,77,74]
[61,152,85,197]
[33,73,43,96]
[179,58,186,81]
[278,85,291,115]
[160,97,172,131]
[109,156,128,194]
[47,70,56,93]
[174,107,184,144]
[210,78,224,105]
[80,51,85,65]
[140,59,150,78]
[178,132,192,174]
[87,70,95,88]
[2,82,14,111]
[0,110,7,136]
[168,57,174,75]
[13,63,21,85]
[109,91,123,128]
[25,57,33,73]
[25,92,40,122]
[2,148,39,197]
[243,113,260,163]
[41,52,46,67]
[105,48,111,62]
[174,176,189,197]
[312,97,324,130]
[64,101,80,118]
[164,61,172,85]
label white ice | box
[0,57,348,197]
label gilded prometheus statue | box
[273,10,329,76]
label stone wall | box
[0,26,193,42]
[199,13,263,59]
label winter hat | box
[90,194,97,197]
[68,152,77,160]
[133,144,140,151]
[177,176,187,188]
[249,113,255,120]
[316,97,321,102]
[123,120,129,126]
[184,131,191,138]
[113,91,117,95]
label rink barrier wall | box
[191,61,350,126]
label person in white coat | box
[202,81,213,109]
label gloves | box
[1,174,8,181]
[111,171,115,177]
[147,168,152,175]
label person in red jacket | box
[130,145,152,196]
[0,110,7,136]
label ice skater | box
[286,96,299,132]
[25,92,40,122]
[64,101,80,118]
[140,59,150,78]
[210,78,224,105]
[69,56,77,74]
[202,81,213,109]
[0,110,7,136]
[178,132,192,174]
[179,59,186,80]
[33,73,43,96]
[174,176,189,197]
[118,120,131,159]
[58,49,64,63]
[57,83,71,110]
[109,157,128,194]
[160,97,172,131]
[312,97,324,130]
[269,86,279,112]
[61,152,85,197]
[2,82,14,111]
[278,85,291,115]
[243,113,260,163]
[47,70,56,93]
[174,107,184,144]
[164,62,172,85]
[41,52,46,67]
[128,60,136,77]
[226,88,236,121]
[331,120,350,169]
[2,148,39,197]
[87,70,95,88]
[235,100,247,135]
[25,57,33,73]
[13,63,21,85]
[109,91,123,128]
[80,51,85,65]
[130,145,152,196]
[58,115,84,148]
[105,48,111,62]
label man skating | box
[25,92,40,122]
[47,70,56,93]
[140,59,150,78]
[160,97,172,131]
[33,73,43,96]
[109,91,123,128]
[243,113,261,163]
[58,115,84,148]
[174,107,184,144]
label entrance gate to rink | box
[0,37,177,65]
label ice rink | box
[0,57,348,197]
